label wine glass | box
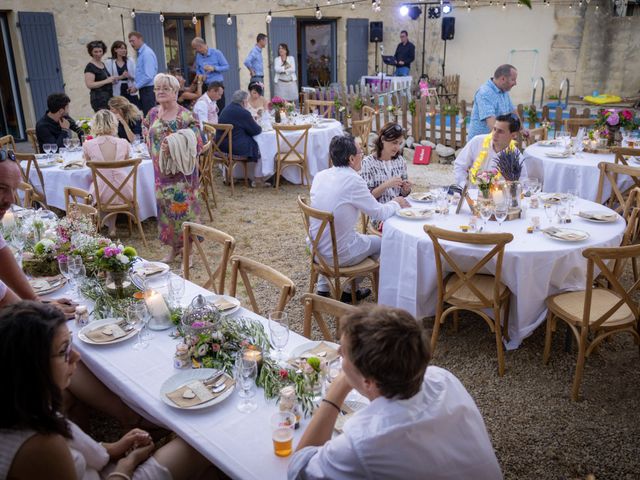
[494,203,508,230]
[479,200,493,231]
[168,273,185,308]
[235,353,258,413]
[566,188,578,217]
[133,134,141,147]
[128,302,149,350]
[42,143,52,159]
[57,257,73,291]
[71,138,80,151]
[49,143,58,157]
[63,138,71,150]
[269,311,289,365]
[543,203,555,226]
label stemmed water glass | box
[235,352,258,413]
[269,311,289,365]
[168,273,186,308]
[478,200,493,231]
[566,188,578,217]
[63,137,71,151]
[494,202,508,230]
[68,256,85,298]
[70,138,80,151]
[42,143,53,159]
[543,203,555,226]
[57,256,74,293]
[128,302,149,350]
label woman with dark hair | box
[84,40,117,112]
[246,82,269,120]
[273,43,298,102]
[0,301,212,479]
[105,40,138,106]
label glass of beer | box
[270,411,296,457]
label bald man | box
[192,37,229,110]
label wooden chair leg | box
[243,162,249,187]
[303,298,313,339]
[309,269,318,293]
[494,307,505,377]
[431,305,444,353]
[543,311,554,364]
[350,279,357,305]
[203,189,214,221]
[371,270,379,301]
[571,338,588,401]
[228,163,235,197]
[452,310,459,333]
[275,161,281,190]
[502,294,511,342]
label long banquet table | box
[378,197,626,349]
[47,277,315,479]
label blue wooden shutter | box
[346,19,369,87]
[17,12,64,120]
[214,15,240,95]
[268,18,298,93]
[134,13,167,73]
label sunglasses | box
[0,150,16,162]
[381,124,404,137]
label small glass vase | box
[104,270,131,299]
[274,109,282,124]
[505,180,522,209]
[304,371,325,403]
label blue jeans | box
[395,66,410,76]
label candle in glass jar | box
[144,290,172,330]
[2,211,15,229]
[492,189,504,205]
[243,348,263,365]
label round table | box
[523,143,634,202]
[23,148,157,220]
[378,197,626,349]
[233,120,344,183]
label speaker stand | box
[374,41,380,74]
[442,39,447,78]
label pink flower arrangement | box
[211,343,221,353]
[596,108,639,131]
[269,96,286,110]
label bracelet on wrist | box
[321,398,342,413]
[107,473,131,480]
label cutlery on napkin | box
[543,227,584,240]
[165,376,234,407]
[578,211,616,221]
[84,323,129,343]
[62,159,85,170]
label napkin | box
[292,341,340,365]
[578,211,617,222]
[62,159,85,170]
[213,298,237,311]
[544,150,571,158]
[135,263,166,276]
[399,209,433,218]
[543,228,586,241]
[29,275,65,294]
[410,192,434,201]
[334,401,366,433]
[165,376,234,407]
[84,323,129,343]
[541,194,565,204]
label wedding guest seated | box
[172,68,203,109]
[454,113,527,187]
[246,82,269,121]
[360,122,412,231]
[35,93,85,151]
[310,135,409,302]
[109,96,143,143]
[288,305,503,480]
[0,301,214,480]
[193,81,224,129]
[82,109,133,237]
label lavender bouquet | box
[494,147,524,182]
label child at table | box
[0,301,216,480]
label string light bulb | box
[192,13,197,25]
[371,0,376,11]
[130,8,136,18]
[375,3,382,12]
[569,2,572,8]
[107,3,111,12]
[595,3,599,9]
[578,0,583,6]
[266,11,272,23]
[315,4,323,18]
[159,12,165,23]
[502,2,506,9]
[226,13,232,25]
[84,0,88,7]
[326,0,331,4]
[351,2,356,9]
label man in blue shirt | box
[192,37,229,111]
[243,33,267,86]
[128,31,158,116]
[468,64,519,139]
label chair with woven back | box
[595,161,640,214]
[524,126,548,147]
[64,186,99,228]
[304,99,334,118]
[229,255,296,316]
[562,118,596,137]
[205,123,250,195]
[297,196,379,305]
[198,138,216,220]
[13,153,48,209]
[424,225,514,376]
[352,117,374,155]
[362,105,376,119]
[543,243,640,401]
[86,158,147,247]
[14,182,34,208]
[182,222,236,294]
[611,146,640,167]
[274,124,312,189]
[26,128,39,153]
[301,292,357,341]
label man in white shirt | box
[454,113,527,186]
[288,305,503,480]
[192,81,224,129]
[309,135,409,302]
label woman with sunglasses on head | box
[0,301,214,480]
[84,40,118,112]
[360,122,412,230]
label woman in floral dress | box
[143,73,202,262]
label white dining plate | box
[78,318,137,345]
[537,140,559,147]
[159,368,235,410]
[29,276,67,296]
[205,294,241,316]
[577,211,618,223]
[543,228,590,242]
[408,192,435,203]
[540,193,568,204]
[131,261,170,278]
[544,151,572,158]
[396,208,434,220]
[289,341,340,361]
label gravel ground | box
[97,164,639,480]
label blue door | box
[268,17,298,93]
[214,15,240,95]
[17,12,64,120]
[346,19,369,87]
[134,13,167,73]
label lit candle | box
[492,189,505,205]
[2,211,15,229]
[243,347,263,371]
[144,290,172,330]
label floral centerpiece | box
[269,96,287,110]
[94,242,137,298]
[473,169,502,200]
[76,117,92,135]
[494,147,524,208]
[595,109,639,146]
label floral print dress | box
[143,106,203,249]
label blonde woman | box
[82,109,132,237]
[108,96,143,143]
[143,73,202,263]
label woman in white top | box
[105,40,138,106]
[273,43,298,102]
[0,301,214,480]
[246,82,269,120]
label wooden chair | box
[26,128,39,153]
[182,222,235,294]
[198,138,216,220]
[229,255,296,316]
[543,243,640,401]
[424,225,514,376]
[64,187,98,227]
[301,292,357,341]
[13,152,47,208]
[595,161,640,214]
[304,99,334,118]
[352,117,373,155]
[563,118,596,137]
[0,134,16,153]
[611,146,640,167]
[274,124,312,189]
[524,126,548,147]
[205,123,250,196]
[86,158,147,247]
[362,105,376,120]
[297,195,379,304]
[14,182,33,208]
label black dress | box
[84,62,113,112]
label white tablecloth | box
[378,198,626,349]
[24,149,157,220]
[360,74,412,94]
[523,144,634,202]
[50,278,318,479]
[233,120,344,184]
